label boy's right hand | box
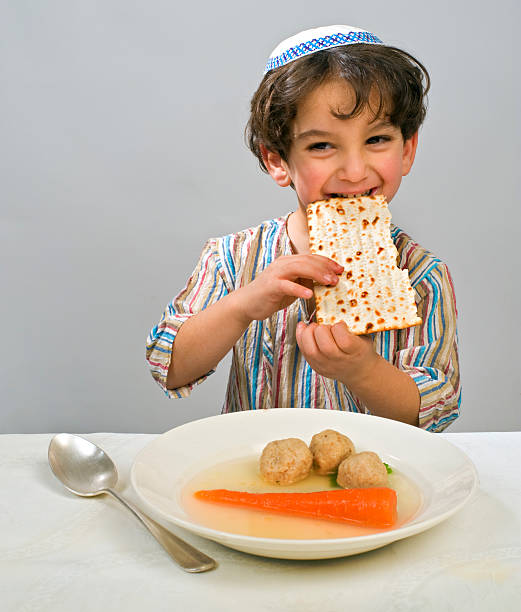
[234,254,344,322]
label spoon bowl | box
[48,433,216,572]
[49,433,118,495]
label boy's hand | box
[295,321,378,386]
[236,255,343,322]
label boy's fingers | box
[311,254,344,272]
[317,255,344,273]
[313,325,339,357]
[278,256,343,285]
[278,279,313,299]
[330,321,355,352]
[291,253,343,268]
[296,322,319,356]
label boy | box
[146,25,460,432]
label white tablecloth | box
[1,432,520,611]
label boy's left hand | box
[296,321,377,386]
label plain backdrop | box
[1,0,519,433]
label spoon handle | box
[106,488,217,572]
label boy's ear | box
[402,131,419,176]
[260,144,292,187]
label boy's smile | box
[263,79,418,229]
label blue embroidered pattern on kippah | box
[264,31,383,74]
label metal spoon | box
[48,433,217,572]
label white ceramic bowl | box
[130,409,478,560]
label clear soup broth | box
[181,455,422,539]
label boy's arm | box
[165,290,251,389]
[166,253,344,390]
[296,323,420,425]
[356,358,421,425]
[394,262,460,431]
[146,239,226,397]
[296,262,459,430]
[340,348,420,425]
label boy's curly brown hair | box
[246,44,430,172]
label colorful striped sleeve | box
[394,262,461,432]
[145,239,231,398]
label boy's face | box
[264,79,418,210]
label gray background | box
[2,0,519,433]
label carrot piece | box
[194,487,397,528]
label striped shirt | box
[146,215,460,432]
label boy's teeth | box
[331,190,372,198]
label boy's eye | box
[309,141,332,151]
[366,135,391,145]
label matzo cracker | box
[307,196,421,335]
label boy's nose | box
[336,150,368,183]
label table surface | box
[2,431,520,611]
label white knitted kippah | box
[264,25,384,74]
